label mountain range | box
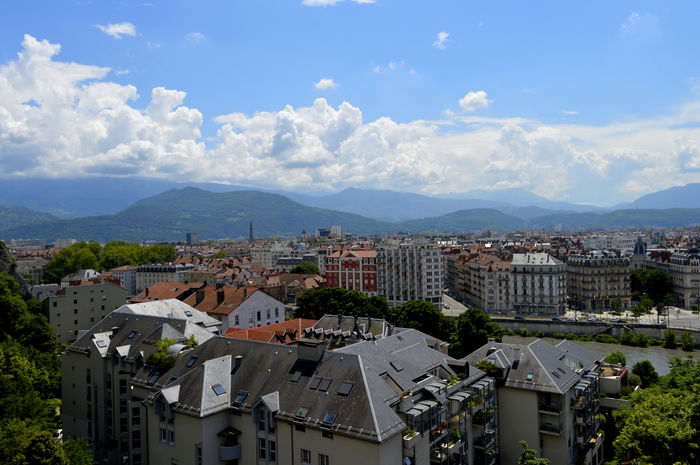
[1,184,700,242]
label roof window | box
[323,411,337,424]
[296,406,310,418]
[184,310,193,317]
[212,384,226,396]
[233,391,248,404]
[186,356,197,367]
[526,372,534,381]
[337,381,354,396]
[318,378,332,392]
[96,340,107,348]
[127,330,137,339]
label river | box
[502,335,693,375]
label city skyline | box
[2,1,700,206]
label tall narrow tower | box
[249,221,254,243]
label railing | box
[219,444,241,461]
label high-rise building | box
[377,239,443,308]
[186,232,198,246]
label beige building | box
[668,249,700,308]
[466,339,603,465]
[510,253,566,316]
[60,300,221,465]
[135,263,195,293]
[44,282,127,345]
[566,253,631,313]
[377,240,444,308]
[111,265,137,295]
[460,255,511,314]
[63,305,499,465]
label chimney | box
[296,339,325,363]
[243,288,248,299]
[195,288,205,306]
[217,288,225,306]
[145,288,149,297]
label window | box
[195,443,202,465]
[258,438,267,459]
[233,391,247,404]
[323,430,334,439]
[267,309,270,319]
[258,406,266,431]
[323,412,337,424]
[234,315,239,325]
[319,453,330,465]
[301,449,311,464]
[270,439,277,462]
[120,379,127,395]
[275,308,279,317]
[132,407,141,426]
[257,311,261,321]
[212,384,226,396]
[186,356,197,367]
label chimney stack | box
[195,288,205,306]
[217,288,225,306]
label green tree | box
[43,242,101,283]
[680,332,694,352]
[518,440,550,465]
[0,419,68,465]
[610,297,623,314]
[475,360,498,377]
[146,338,177,372]
[392,300,456,342]
[655,302,665,325]
[450,308,503,358]
[632,360,659,388]
[100,241,142,269]
[295,287,387,320]
[289,262,320,275]
[630,269,673,304]
[62,437,96,465]
[141,244,177,264]
[605,351,627,366]
[664,328,678,349]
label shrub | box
[649,337,660,346]
[553,332,566,339]
[680,332,694,352]
[595,333,619,344]
[578,334,593,341]
[505,330,516,336]
[519,328,531,337]
[632,360,658,388]
[535,330,545,338]
[663,329,677,349]
[605,351,626,366]
[627,372,641,387]
[635,332,648,348]
[620,331,636,346]
[565,333,578,340]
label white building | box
[377,240,444,308]
[111,265,137,296]
[135,263,195,293]
[582,234,639,252]
[510,253,566,316]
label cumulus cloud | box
[314,78,339,90]
[4,35,700,205]
[433,31,449,50]
[459,91,490,112]
[96,22,137,39]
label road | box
[564,306,700,330]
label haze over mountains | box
[1,181,700,242]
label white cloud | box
[96,22,137,39]
[562,110,579,115]
[314,78,339,90]
[115,69,130,75]
[621,12,640,31]
[186,32,205,43]
[433,31,449,50]
[459,91,490,112]
[5,36,700,205]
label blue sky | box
[2,1,700,206]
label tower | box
[249,221,254,243]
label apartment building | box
[461,255,511,314]
[582,234,638,251]
[135,263,195,293]
[566,253,631,313]
[465,339,603,465]
[325,249,378,296]
[250,242,295,268]
[44,281,127,344]
[377,240,444,308]
[510,253,566,316]
[15,256,47,284]
[60,300,221,464]
[111,265,137,295]
[667,249,700,308]
[131,329,496,465]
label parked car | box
[551,317,562,321]
[514,315,525,320]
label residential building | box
[15,256,47,284]
[461,255,511,314]
[60,300,221,464]
[582,234,638,252]
[250,242,295,268]
[55,238,77,248]
[224,318,317,344]
[111,265,137,296]
[667,249,700,308]
[135,263,195,293]
[186,232,199,246]
[61,269,99,288]
[32,283,59,301]
[510,253,566,316]
[377,240,444,308]
[465,339,603,465]
[44,281,127,345]
[325,249,378,296]
[130,328,496,465]
[566,253,631,312]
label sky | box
[2,1,700,206]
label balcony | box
[537,403,561,415]
[219,444,241,461]
[539,422,562,436]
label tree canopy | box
[518,440,550,465]
[43,241,177,283]
[449,307,503,358]
[605,351,627,366]
[630,269,673,304]
[289,262,320,275]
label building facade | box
[510,253,566,316]
[377,240,444,308]
[135,263,195,293]
[566,253,631,313]
[668,249,700,308]
[325,250,378,296]
[44,282,127,345]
